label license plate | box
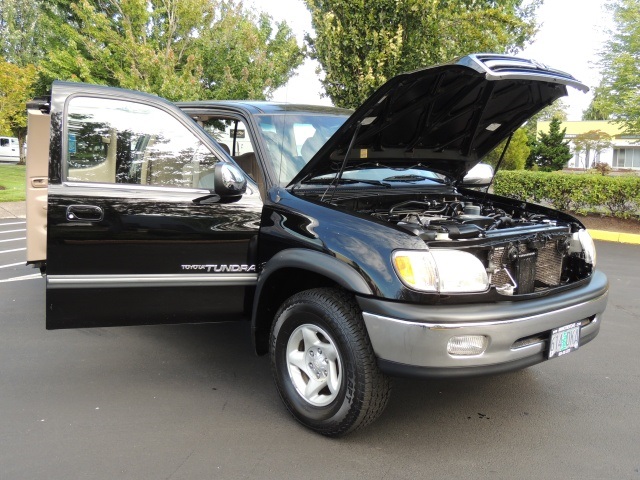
[548,322,581,359]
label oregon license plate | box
[548,322,581,359]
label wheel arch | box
[251,249,373,355]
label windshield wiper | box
[383,174,430,182]
[307,177,391,188]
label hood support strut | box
[479,131,513,205]
[322,121,363,204]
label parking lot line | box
[0,221,26,226]
[0,262,25,269]
[0,229,27,234]
[0,273,41,283]
[0,248,26,254]
[0,237,26,243]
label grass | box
[0,164,26,202]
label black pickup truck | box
[25,54,608,436]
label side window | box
[66,97,220,189]
[0,138,8,147]
[198,116,261,183]
[200,118,254,157]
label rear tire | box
[270,288,391,437]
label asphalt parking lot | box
[1,217,639,479]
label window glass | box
[254,113,348,185]
[292,123,316,155]
[200,118,254,157]
[0,138,8,147]
[66,97,219,188]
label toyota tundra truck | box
[25,54,608,436]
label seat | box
[233,151,266,198]
[233,152,257,179]
[300,131,325,162]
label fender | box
[250,248,374,354]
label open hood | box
[289,54,588,187]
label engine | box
[371,198,561,241]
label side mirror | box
[214,162,247,199]
[461,163,494,187]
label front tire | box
[270,288,390,436]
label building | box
[536,120,640,171]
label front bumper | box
[358,270,608,378]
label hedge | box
[493,171,640,218]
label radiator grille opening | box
[489,239,565,295]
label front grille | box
[489,239,565,294]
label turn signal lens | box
[393,255,416,286]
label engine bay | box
[331,192,578,242]
[321,190,592,296]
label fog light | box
[447,335,488,356]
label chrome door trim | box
[47,273,258,289]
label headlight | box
[577,229,597,267]
[392,249,489,293]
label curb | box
[589,229,640,245]
[0,201,26,219]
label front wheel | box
[270,288,391,436]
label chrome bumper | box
[359,271,608,375]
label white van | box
[0,136,20,163]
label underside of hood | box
[289,54,588,186]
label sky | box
[246,0,614,121]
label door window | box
[196,116,262,187]
[66,97,220,188]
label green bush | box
[494,170,640,218]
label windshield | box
[255,113,348,185]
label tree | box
[582,90,613,121]
[483,128,530,170]
[0,58,37,159]
[0,0,46,66]
[303,0,540,108]
[572,130,613,170]
[528,117,572,171]
[197,3,304,100]
[522,99,568,141]
[586,0,640,133]
[37,0,304,101]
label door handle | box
[66,205,104,222]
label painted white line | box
[0,221,26,226]
[0,229,27,234]
[0,237,26,243]
[0,262,24,269]
[0,273,41,283]
[0,248,26,254]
